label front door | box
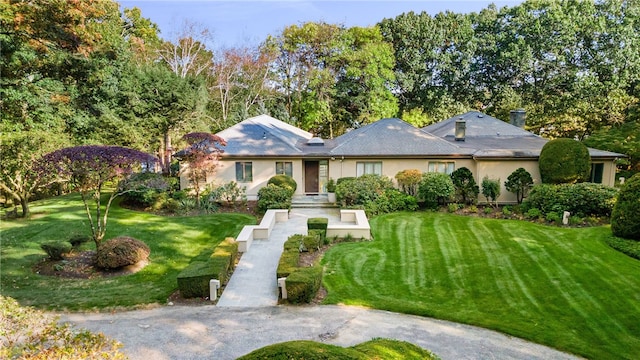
[304,161,319,194]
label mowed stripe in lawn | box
[321,212,640,359]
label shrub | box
[267,174,297,192]
[285,264,323,304]
[326,178,336,193]
[539,138,591,184]
[418,172,455,208]
[0,295,125,359]
[206,181,246,205]
[336,174,394,207]
[308,218,328,244]
[209,237,238,285]
[448,203,460,213]
[119,172,172,208]
[502,206,512,217]
[526,208,542,219]
[40,242,72,260]
[257,183,293,212]
[365,188,418,216]
[336,177,355,185]
[481,176,501,207]
[277,234,304,278]
[524,183,618,217]
[176,261,215,298]
[450,167,479,204]
[395,169,422,196]
[611,173,640,240]
[95,236,150,269]
[545,211,561,223]
[504,167,534,204]
[69,234,91,247]
[301,231,322,252]
[483,206,493,215]
[605,236,640,260]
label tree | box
[450,167,479,204]
[418,172,455,208]
[0,131,69,217]
[174,133,226,207]
[40,145,156,246]
[481,176,501,208]
[611,173,640,240]
[539,138,591,184]
[157,19,214,78]
[504,168,534,204]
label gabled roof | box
[216,115,313,157]
[330,118,472,157]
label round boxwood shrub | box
[267,174,297,192]
[611,173,640,240]
[539,138,591,184]
[96,236,150,269]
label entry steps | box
[291,194,338,208]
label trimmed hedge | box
[177,237,238,299]
[285,264,323,304]
[277,234,304,278]
[308,218,328,245]
[176,261,215,298]
[605,236,640,260]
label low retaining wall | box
[237,209,289,252]
[326,209,371,240]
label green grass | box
[321,212,640,360]
[0,194,254,311]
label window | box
[356,162,382,176]
[590,163,604,183]
[276,161,293,177]
[428,161,455,175]
[235,162,253,182]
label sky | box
[118,0,524,49]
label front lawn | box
[0,194,254,310]
[321,212,640,360]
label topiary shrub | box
[41,242,72,260]
[95,236,150,269]
[611,173,640,240]
[176,261,215,298]
[450,167,479,205]
[267,174,297,192]
[418,172,455,208]
[539,138,591,184]
[505,167,534,204]
[285,264,323,304]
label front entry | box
[304,161,319,194]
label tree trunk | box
[19,197,29,218]
[163,132,172,175]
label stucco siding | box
[475,160,541,204]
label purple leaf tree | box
[39,145,157,247]
[174,133,226,207]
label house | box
[178,112,624,203]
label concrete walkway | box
[216,208,340,307]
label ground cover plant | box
[321,212,640,359]
[0,194,254,310]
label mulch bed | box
[33,250,148,279]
